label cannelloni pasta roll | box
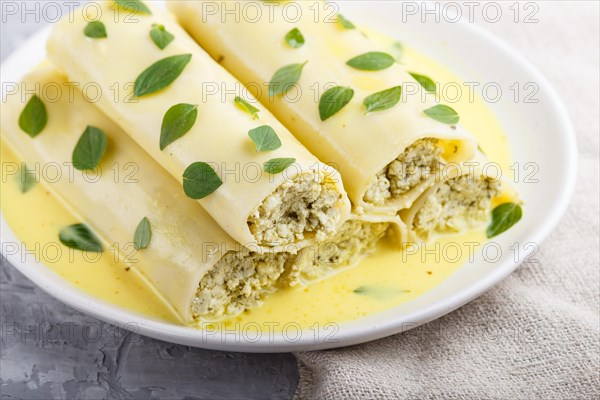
[2,64,236,323]
[46,1,350,252]
[2,64,397,323]
[169,0,478,214]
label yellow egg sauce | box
[0,36,512,331]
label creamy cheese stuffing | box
[363,138,444,206]
[412,174,501,239]
[248,172,342,246]
[284,220,390,285]
[191,250,289,319]
[191,220,390,321]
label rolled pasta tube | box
[2,64,235,323]
[399,155,502,241]
[46,1,350,252]
[2,64,397,323]
[169,1,477,214]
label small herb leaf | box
[150,24,174,50]
[423,104,460,124]
[409,72,436,93]
[114,0,151,14]
[84,21,107,38]
[285,28,305,48]
[248,125,282,152]
[346,52,395,71]
[486,203,523,238]
[18,95,47,137]
[134,54,192,97]
[391,41,404,61]
[72,126,107,171]
[59,224,103,252]
[319,86,354,121]
[234,96,260,120]
[337,14,355,29]
[363,86,402,113]
[264,158,296,174]
[182,162,223,199]
[160,103,198,150]
[133,217,152,250]
[18,163,36,193]
[353,285,409,300]
[268,62,307,97]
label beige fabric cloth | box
[294,2,600,398]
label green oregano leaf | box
[59,224,103,252]
[72,125,107,171]
[353,285,410,300]
[248,125,282,152]
[133,217,152,250]
[486,203,523,238]
[182,162,223,199]
[18,95,47,137]
[234,96,260,120]
[363,86,402,114]
[337,14,355,29]
[134,54,192,97]
[160,103,198,150]
[18,163,36,193]
[268,61,307,97]
[150,24,174,50]
[423,104,460,124]
[319,86,354,121]
[114,0,151,15]
[391,41,404,61]
[84,21,107,38]
[264,158,296,174]
[285,28,305,48]
[346,52,395,71]
[409,72,436,93]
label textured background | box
[0,262,299,399]
[2,1,599,399]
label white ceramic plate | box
[0,2,576,352]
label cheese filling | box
[284,220,390,285]
[363,138,444,206]
[248,172,343,246]
[191,250,289,319]
[192,220,390,320]
[412,174,501,238]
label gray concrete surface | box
[0,2,299,399]
[0,259,299,399]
